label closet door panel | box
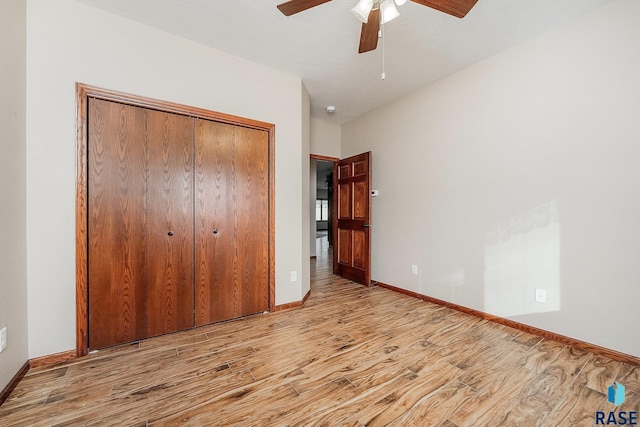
[235,127,269,316]
[88,98,148,349]
[195,120,237,325]
[146,111,195,336]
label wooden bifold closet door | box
[195,121,269,326]
[87,97,269,350]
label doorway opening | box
[310,152,372,287]
[310,156,337,263]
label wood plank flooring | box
[1,246,638,426]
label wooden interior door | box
[235,126,269,317]
[195,120,236,325]
[88,98,195,349]
[145,109,195,337]
[333,152,372,286]
[88,98,148,349]
[194,120,270,325]
[81,87,274,353]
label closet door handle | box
[212,229,219,235]
[168,231,174,236]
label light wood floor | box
[1,245,638,426]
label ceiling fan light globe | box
[380,0,400,23]
[351,0,374,23]
[395,0,408,5]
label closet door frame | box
[75,83,276,357]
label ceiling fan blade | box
[277,0,332,16]
[358,8,381,54]
[410,0,479,18]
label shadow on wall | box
[483,200,561,317]
[417,200,561,319]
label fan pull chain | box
[380,22,386,80]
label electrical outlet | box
[0,327,7,352]
[290,271,297,282]
[411,265,418,275]
[535,289,547,303]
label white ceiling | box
[78,0,614,124]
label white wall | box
[26,0,305,358]
[342,0,640,357]
[309,118,340,261]
[301,84,311,298]
[310,118,341,158]
[0,0,29,391]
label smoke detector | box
[326,105,336,114]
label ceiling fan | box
[277,0,479,54]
